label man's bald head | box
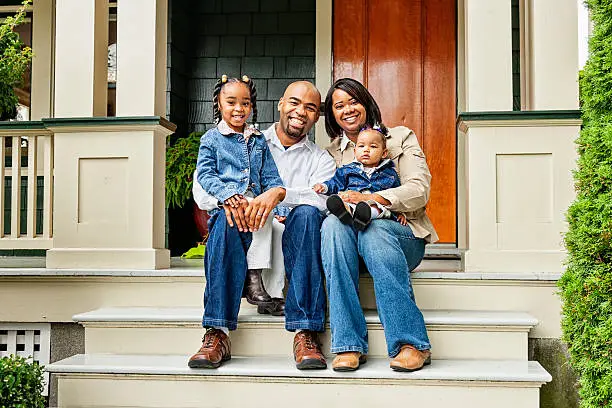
[276,81,322,145]
[283,81,321,103]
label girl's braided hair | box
[212,74,258,126]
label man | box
[189,81,336,370]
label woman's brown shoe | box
[390,344,431,372]
[332,352,367,372]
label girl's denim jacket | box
[196,123,284,214]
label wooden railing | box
[0,122,53,249]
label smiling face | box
[331,89,367,139]
[277,82,321,145]
[218,82,252,133]
[354,129,388,167]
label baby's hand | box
[224,194,246,209]
[313,183,326,193]
[397,213,408,226]
[274,215,287,223]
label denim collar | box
[217,120,261,138]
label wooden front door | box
[333,0,457,243]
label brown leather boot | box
[293,331,327,370]
[390,344,431,372]
[188,328,231,369]
[244,269,272,306]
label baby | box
[313,126,407,231]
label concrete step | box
[75,307,537,360]
[1,265,560,339]
[47,354,551,408]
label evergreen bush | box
[559,1,612,407]
[0,0,33,120]
[0,355,45,408]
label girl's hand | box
[224,194,246,209]
[222,203,249,232]
[245,187,287,231]
[397,213,408,226]
[312,183,326,194]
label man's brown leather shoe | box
[332,352,367,372]
[293,331,327,370]
[244,269,273,305]
[390,344,431,372]
[188,328,231,369]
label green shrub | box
[559,1,612,407]
[166,132,203,208]
[0,355,45,408]
[0,0,33,121]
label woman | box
[321,78,439,372]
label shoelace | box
[202,330,217,348]
[302,334,317,350]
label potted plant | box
[166,131,209,250]
[0,0,33,121]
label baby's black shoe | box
[327,195,352,225]
[352,202,372,231]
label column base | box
[463,250,565,273]
[46,248,170,270]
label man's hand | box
[312,183,326,194]
[397,213,408,226]
[223,194,249,232]
[245,187,287,232]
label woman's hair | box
[212,74,258,125]
[324,78,387,139]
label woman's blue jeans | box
[321,216,431,357]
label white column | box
[314,0,332,147]
[54,0,108,117]
[30,0,54,120]
[464,0,513,111]
[115,0,168,116]
[528,0,579,110]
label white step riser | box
[83,325,529,360]
[56,375,541,408]
[1,277,559,338]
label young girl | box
[189,75,285,369]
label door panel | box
[333,0,457,243]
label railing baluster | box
[0,136,5,238]
[43,135,53,239]
[11,136,21,238]
[26,136,37,238]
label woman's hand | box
[339,191,392,206]
[245,187,287,232]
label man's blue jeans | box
[202,212,252,330]
[282,205,326,332]
[321,216,430,357]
